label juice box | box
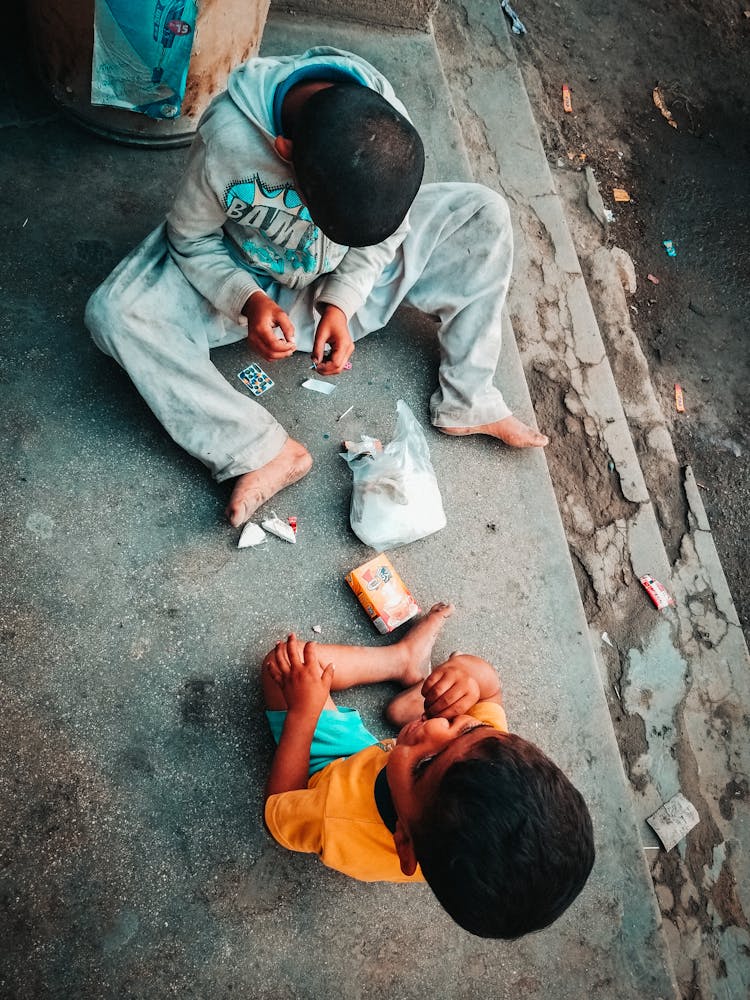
[345,553,420,634]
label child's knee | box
[84,283,121,356]
[472,186,511,236]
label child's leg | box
[262,602,454,711]
[85,225,311,523]
[349,183,546,448]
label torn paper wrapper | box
[261,513,297,543]
[302,378,335,395]
[647,793,700,851]
[237,522,266,548]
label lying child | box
[262,603,594,938]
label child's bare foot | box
[225,438,312,527]
[396,602,455,686]
[440,414,548,448]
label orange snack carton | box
[345,553,420,634]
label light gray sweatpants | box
[85,182,513,482]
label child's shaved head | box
[290,83,424,247]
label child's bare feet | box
[226,438,312,527]
[440,414,548,448]
[396,602,455,686]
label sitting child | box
[262,603,595,938]
[85,47,547,529]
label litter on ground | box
[261,512,297,543]
[652,87,678,128]
[237,522,266,549]
[499,0,527,35]
[613,188,630,202]
[663,240,677,257]
[302,378,336,395]
[647,273,660,284]
[337,405,354,421]
[640,574,675,610]
[674,383,685,413]
[647,794,700,851]
[562,84,573,113]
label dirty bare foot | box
[225,438,312,527]
[440,414,549,448]
[396,602,455,687]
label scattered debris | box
[261,512,297,544]
[337,405,354,422]
[237,521,266,549]
[562,84,573,113]
[585,166,613,227]
[613,683,622,703]
[302,378,336,395]
[311,625,322,634]
[663,239,677,257]
[567,151,587,162]
[499,0,527,35]
[640,574,675,610]
[288,516,298,535]
[22,218,28,228]
[487,522,497,532]
[346,553,420,634]
[647,273,660,285]
[674,383,685,413]
[601,631,614,648]
[238,363,273,396]
[613,188,631,202]
[652,86,678,128]
[611,246,637,294]
[696,481,707,490]
[647,793,700,851]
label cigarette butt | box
[674,383,685,412]
[562,84,573,113]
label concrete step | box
[0,9,677,1000]
[431,2,750,997]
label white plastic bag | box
[341,400,446,549]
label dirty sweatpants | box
[85,182,513,482]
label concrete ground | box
[0,5,701,999]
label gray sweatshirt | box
[166,47,413,326]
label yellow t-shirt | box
[264,701,508,883]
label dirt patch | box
[517,0,750,644]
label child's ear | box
[274,136,294,162]
[393,820,418,876]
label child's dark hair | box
[412,733,595,938]
[289,83,424,247]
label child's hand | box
[243,291,296,361]
[312,304,354,374]
[267,634,334,718]
[421,665,481,719]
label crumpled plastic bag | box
[340,400,446,549]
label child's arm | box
[421,654,502,720]
[265,636,334,800]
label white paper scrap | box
[261,513,297,544]
[302,378,336,396]
[646,793,700,851]
[601,631,614,648]
[237,522,266,549]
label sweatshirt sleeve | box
[315,212,409,321]
[166,135,262,323]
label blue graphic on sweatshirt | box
[225,175,321,275]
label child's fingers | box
[285,633,305,669]
[422,674,457,708]
[273,307,295,344]
[274,639,292,675]
[321,662,335,690]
